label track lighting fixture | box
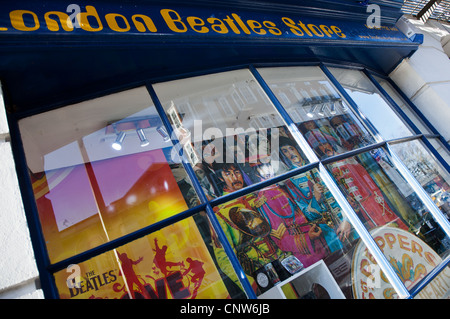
[307,104,318,118]
[318,104,327,116]
[112,131,126,151]
[330,102,337,115]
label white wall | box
[0,84,43,299]
[391,16,450,144]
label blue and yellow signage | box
[0,2,411,45]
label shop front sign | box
[0,2,412,45]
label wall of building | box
[391,15,450,146]
[0,84,43,299]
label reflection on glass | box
[328,68,413,140]
[325,147,450,296]
[18,87,199,263]
[373,75,432,134]
[153,69,309,199]
[391,139,450,220]
[53,212,246,299]
[257,66,376,160]
[213,161,373,298]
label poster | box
[352,226,450,299]
[190,126,299,199]
[195,117,450,298]
[292,109,448,255]
[54,213,242,299]
[31,148,198,263]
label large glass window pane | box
[391,139,450,221]
[328,68,414,140]
[153,69,308,199]
[19,87,200,263]
[373,75,432,134]
[325,147,450,296]
[54,212,246,299]
[213,155,402,299]
[257,66,377,160]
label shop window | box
[391,139,450,221]
[16,65,450,299]
[18,87,200,263]
[257,66,376,160]
[325,146,450,282]
[372,75,433,135]
[328,68,414,141]
[53,212,246,299]
[153,69,308,198]
[213,164,377,298]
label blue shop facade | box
[1,1,450,299]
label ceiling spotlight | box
[307,104,318,118]
[157,126,170,142]
[136,128,150,147]
[112,131,126,151]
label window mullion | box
[146,82,257,299]
[382,134,423,146]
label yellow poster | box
[30,148,195,262]
[54,215,233,299]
